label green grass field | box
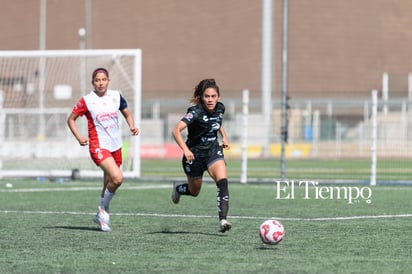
[0,175,411,273]
[141,158,412,182]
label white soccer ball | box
[259,219,285,245]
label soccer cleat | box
[218,219,232,233]
[93,206,111,232]
[93,216,112,232]
[97,206,110,224]
[171,182,181,204]
[93,214,99,224]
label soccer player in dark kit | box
[171,78,232,233]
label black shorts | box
[181,145,224,178]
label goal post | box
[0,49,142,179]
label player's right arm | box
[172,120,194,162]
[67,112,88,146]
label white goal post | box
[0,49,142,179]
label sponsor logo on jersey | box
[96,111,117,122]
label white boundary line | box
[0,185,171,193]
[0,210,410,222]
[1,184,411,221]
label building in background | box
[1,0,412,101]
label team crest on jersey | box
[184,112,193,121]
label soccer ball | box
[259,219,285,245]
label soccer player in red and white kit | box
[67,68,139,232]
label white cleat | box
[171,182,181,204]
[93,206,111,232]
[218,219,232,233]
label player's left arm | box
[219,125,230,150]
[216,102,229,149]
[120,107,139,136]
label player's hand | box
[78,138,88,146]
[130,127,139,136]
[222,143,230,150]
[183,149,195,163]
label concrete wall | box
[1,0,412,102]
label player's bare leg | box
[172,176,201,204]
[97,172,111,211]
[93,157,123,232]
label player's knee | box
[112,173,123,186]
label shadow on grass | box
[145,228,227,237]
[256,245,280,250]
[44,226,101,232]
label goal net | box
[0,49,142,179]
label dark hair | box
[92,68,109,80]
[190,78,220,104]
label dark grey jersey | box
[181,102,225,156]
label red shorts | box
[90,148,122,167]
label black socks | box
[216,178,229,220]
[176,183,192,195]
[176,180,229,221]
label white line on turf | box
[1,184,411,221]
[0,184,171,193]
[0,210,410,221]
